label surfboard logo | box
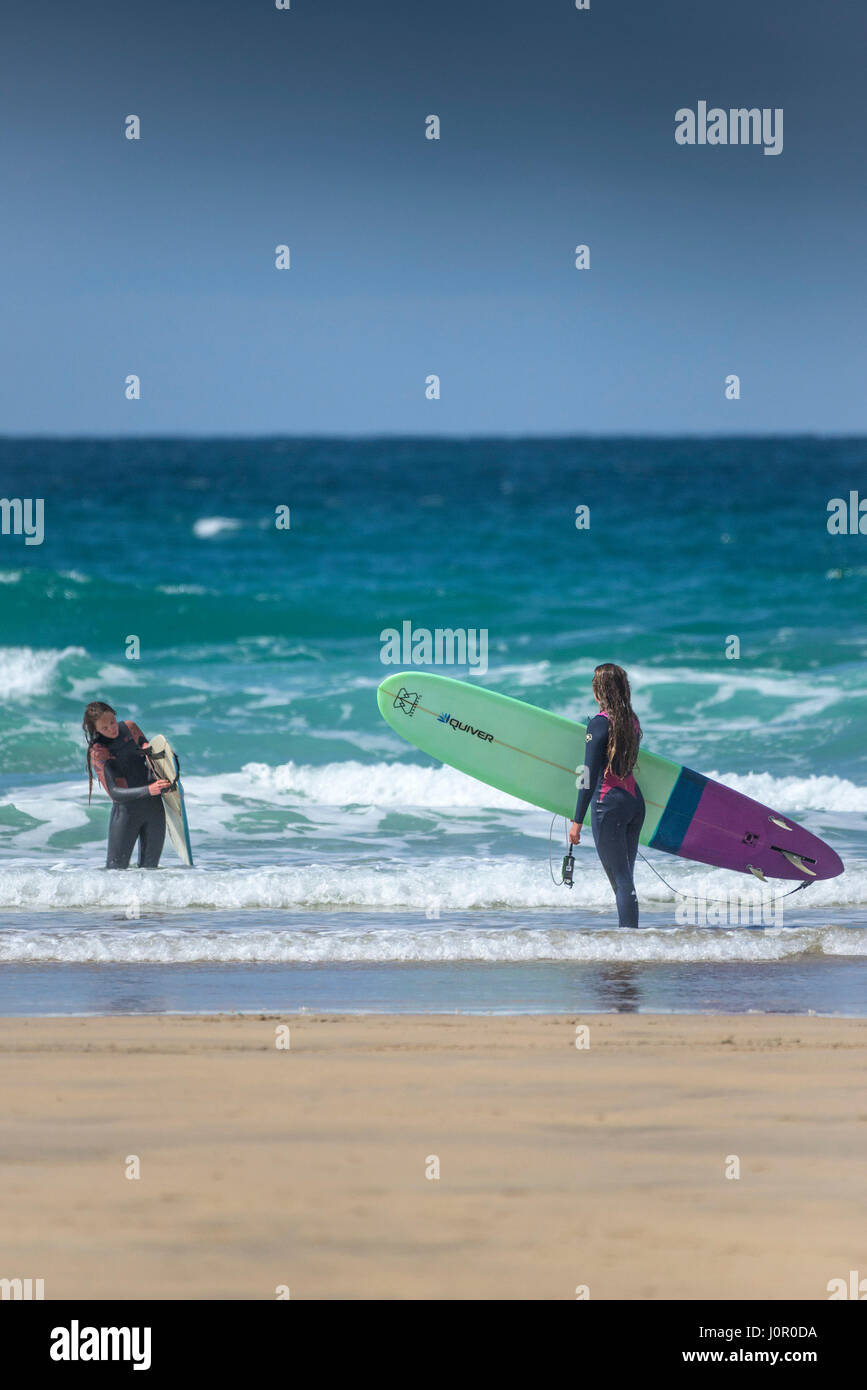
[439,713,494,742]
[393,688,420,717]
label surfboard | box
[377,672,843,882]
[144,734,194,867]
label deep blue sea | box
[1,437,865,1015]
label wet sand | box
[1,1012,864,1299]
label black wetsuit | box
[575,712,645,929]
[91,722,166,869]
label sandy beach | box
[1,1012,864,1301]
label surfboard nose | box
[377,673,422,717]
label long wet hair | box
[592,663,641,778]
[83,701,116,803]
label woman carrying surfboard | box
[569,664,645,929]
[83,701,171,869]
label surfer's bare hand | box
[569,821,581,844]
[149,780,171,796]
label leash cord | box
[548,816,570,884]
[549,815,811,902]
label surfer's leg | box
[619,792,645,929]
[590,798,618,893]
[613,848,640,928]
[137,800,166,868]
[626,789,645,873]
[105,804,138,870]
[592,791,640,929]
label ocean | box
[1,437,865,1015]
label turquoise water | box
[0,438,865,1014]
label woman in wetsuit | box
[569,664,645,929]
[83,701,171,869]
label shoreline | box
[0,1011,861,1023]
[2,1011,865,1299]
[1,942,866,1018]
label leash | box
[549,815,812,903]
[634,849,812,904]
[548,816,574,885]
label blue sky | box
[1,0,864,434]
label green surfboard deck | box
[377,671,678,843]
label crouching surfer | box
[83,701,171,869]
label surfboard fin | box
[746,864,766,882]
[779,851,817,877]
[768,816,793,831]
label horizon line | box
[1,431,865,443]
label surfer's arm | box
[102,764,152,802]
[104,765,170,799]
[574,715,609,824]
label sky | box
[1,0,864,435]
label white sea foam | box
[624,663,851,702]
[0,646,87,702]
[65,668,142,702]
[432,662,863,752]
[2,758,864,860]
[156,584,210,595]
[0,856,864,911]
[192,517,242,538]
[240,759,526,808]
[0,922,864,965]
[484,661,553,688]
[492,659,853,702]
[705,771,867,815]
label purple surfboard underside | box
[678,780,843,880]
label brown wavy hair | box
[83,701,116,803]
[592,664,641,778]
